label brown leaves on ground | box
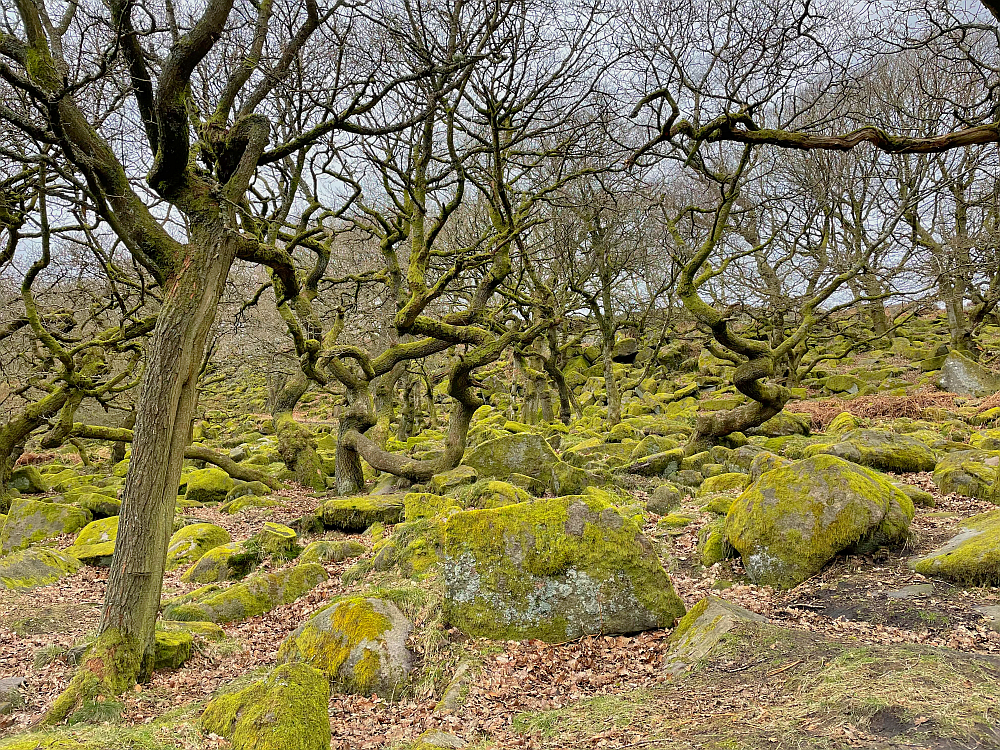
[786,391,961,430]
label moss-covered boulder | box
[462,432,557,486]
[911,510,1000,584]
[647,483,682,515]
[320,495,404,531]
[74,493,121,519]
[153,629,193,670]
[697,472,747,497]
[165,522,232,570]
[258,522,298,558]
[699,519,731,567]
[443,495,686,641]
[932,450,999,503]
[201,662,331,750]
[725,455,914,588]
[157,619,226,642]
[826,411,861,436]
[428,466,478,495]
[0,499,90,555]
[181,541,252,583]
[807,429,937,473]
[663,596,767,676]
[183,467,235,505]
[163,563,328,624]
[937,350,1000,397]
[455,480,532,510]
[0,547,81,590]
[278,596,413,698]
[9,466,49,494]
[824,374,863,394]
[299,539,365,565]
[403,492,460,522]
[748,411,810,438]
[68,515,119,566]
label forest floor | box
[4,471,1000,749]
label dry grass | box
[787,392,961,430]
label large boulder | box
[278,596,414,698]
[319,495,404,531]
[932,450,1000,503]
[443,494,685,641]
[9,466,49,494]
[611,338,639,363]
[163,563,328,624]
[181,541,252,583]
[807,429,937,473]
[0,499,90,555]
[725,455,914,588]
[183,467,235,505]
[0,547,81,589]
[165,522,231,570]
[937,351,1000,397]
[912,509,1000,584]
[69,516,119,566]
[462,432,558,485]
[201,662,331,750]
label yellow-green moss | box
[0,547,81,589]
[403,492,460,522]
[165,522,231,570]
[319,495,405,531]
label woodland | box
[2,0,1000,748]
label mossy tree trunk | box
[272,369,325,491]
[0,387,70,509]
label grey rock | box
[937,351,1000,397]
[886,583,935,600]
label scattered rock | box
[183,467,235,505]
[911,509,1000,584]
[0,547,81,590]
[0,499,90,555]
[154,630,193,670]
[320,495,405,532]
[937,351,1000,397]
[299,539,365,565]
[663,596,767,676]
[165,522,231,570]
[933,450,999,503]
[647,483,682,514]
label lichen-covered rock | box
[163,563,328,624]
[258,522,298,558]
[200,662,330,750]
[68,515,119,566]
[166,522,231,570]
[455,480,532,510]
[278,596,413,698]
[932,450,1000,503]
[937,351,1000,397]
[748,411,810,438]
[807,429,937,473]
[299,539,365,565]
[154,629,193,670]
[826,411,861,436]
[663,596,767,676]
[0,547,81,590]
[462,433,558,485]
[824,374,863,394]
[428,466,478,495]
[74,493,121,519]
[912,510,1000,584]
[9,466,49,494]
[646,483,682,515]
[443,495,685,641]
[0,499,90,555]
[697,472,747,497]
[320,496,404,531]
[183,467,235,505]
[403,493,460,522]
[725,455,914,588]
[181,541,251,583]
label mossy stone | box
[826,412,861,436]
[201,662,331,750]
[157,619,226,642]
[299,540,365,565]
[0,547,81,590]
[462,432,558,485]
[932,450,1000,503]
[9,466,49,494]
[443,495,686,641]
[428,466,478,495]
[647,483,682,515]
[725,455,914,588]
[153,630,193,670]
[455,480,533,510]
[165,522,232,570]
[258,522,299,558]
[320,495,405,531]
[912,509,1000,584]
[697,472,747,497]
[0,499,90,555]
[183,467,235,505]
[163,563,328,624]
[74,493,121,519]
[73,515,118,547]
[278,596,414,698]
[181,541,249,583]
[403,493,460,522]
[808,429,938,473]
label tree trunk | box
[602,331,621,427]
[272,369,325,491]
[84,232,236,709]
[0,387,70,511]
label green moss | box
[697,472,747,497]
[320,495,405,531]
[455,480,533,509]
[0,547,81,589]
[299,539,365,565]
[183,467,235,504]
[656,513,695,529]
[403,492,460,522]
[165,522,231,570]
[153,630,193,670]
[201,662,331,750]
[443,495,685,641]
[0,499,91,555]
[912,509,1000,584]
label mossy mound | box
[696,472,747,497]
[0,499,90,555]
[462,432,557,485]
[181,541,251,583]
[932,450,1000,503]
[646,483,682,514]
[455,480,533,510]
[278,596,414,698]
[0,736,95,750]
[153,629,193,670]
[726,455,914,588]
[165,522,231,570]
[807,429,937,473]
[364,517,446,581]
[299,539,365,565]
[201,662,331,750]
[163,563,328,624]
[428,465,478,495]
[9,466,49,494]
[320,495,405,531]
[443,495,685,641]
[747,411,810,438]
[258,522,299,558]
[156,618,226,642]
[183,467,235,505]
[912,510,1000,584]
[826,411,862,436]
[73,493,120,519]
[0,547,81,590]
[403,492,460,522]
[72,515,118,547]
